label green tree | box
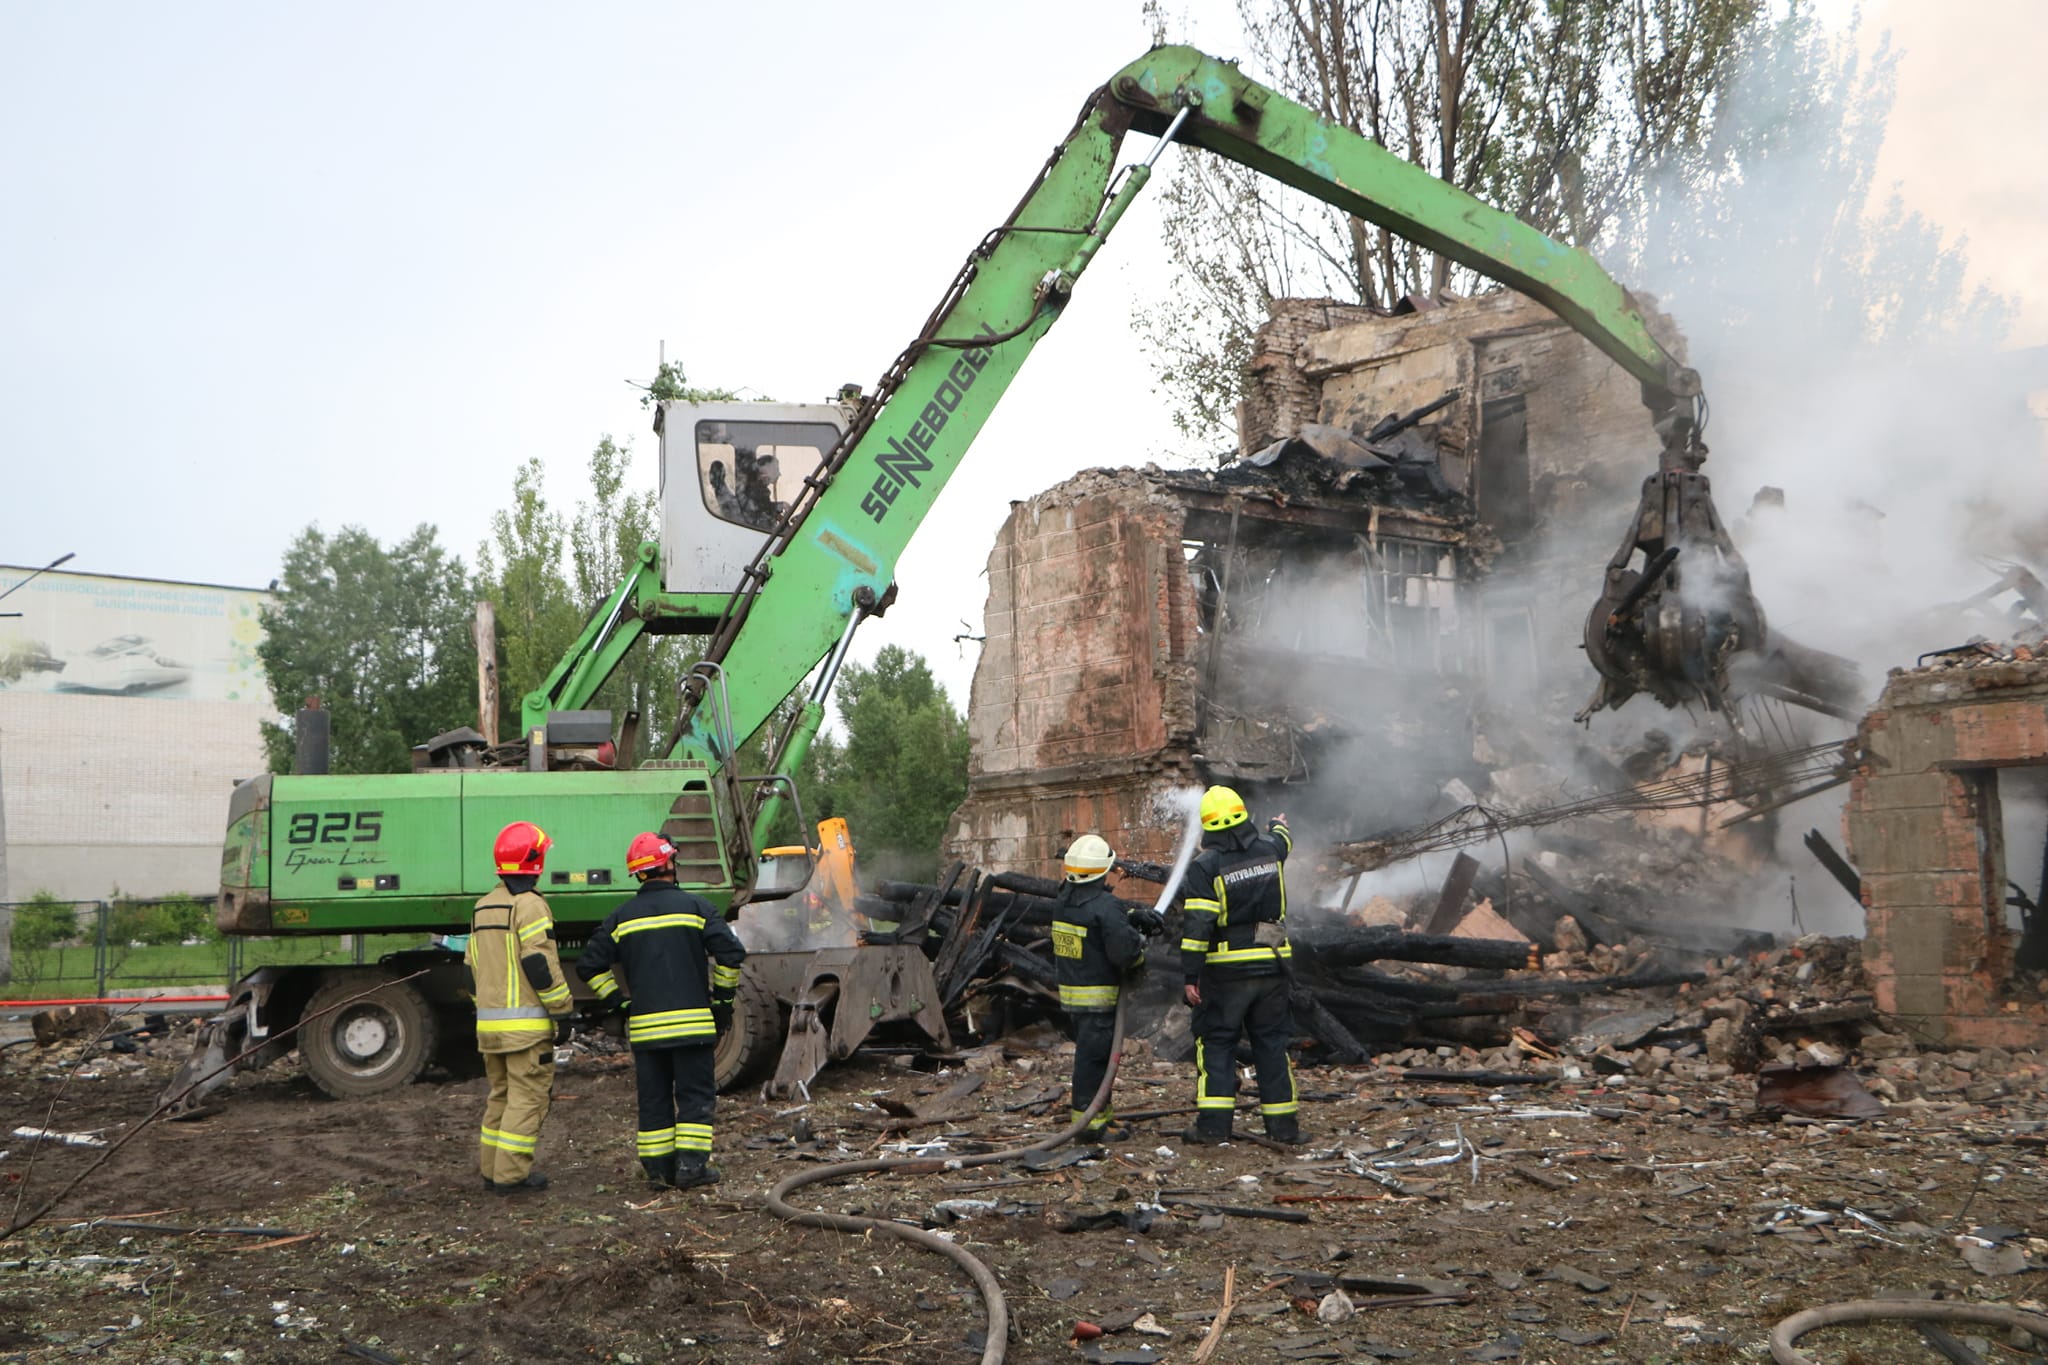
[568,435,696,759]
[478,458,583,737]
[807,646,969,881]
[10,891,78,952]
[259,525,478,773]
[108,894,213,946]
[1136,0,1764,444]
[1618,6,2010,354]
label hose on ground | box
[766,794,1206,1365]
[764,999,1128,1365]
[1770,1299,2048,1364]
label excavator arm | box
[673,45,1771,771]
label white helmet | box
[1063,833,1115,883]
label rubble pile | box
[1,1010,198,1081]
[1917,636,2048,669]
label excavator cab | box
[654,400,852,595]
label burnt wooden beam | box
[1293,924,1539,972]
[1802,828,1863,906]
[1421,852,1482,936]
[1291,989,1370,1063]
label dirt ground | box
[3,1029,2046,1365]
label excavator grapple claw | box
[1580,413,1862,724]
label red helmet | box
[493,821,551,875]
[626,831,676,876]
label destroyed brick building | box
[946,290,1676,872]
[1846,647,2048,1045]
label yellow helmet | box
[1062,833,1115,883]
[1199,785,1249,832]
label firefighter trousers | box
[479,1040,555,1184]
[1193,973,1297,1128]
[1068,1010,1118,1130]
[633,1043,716,1161]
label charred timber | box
[1291,924,1540,972]
[1449,966,1706,998]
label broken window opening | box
[1185,535,1462,672]
[1478,394,1532,541]
[1996,765,2048,973]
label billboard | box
[0,567,271,705]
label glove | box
[554,1017,574,1046]
[1127,908,1165,939]
[711,1002,733,1036]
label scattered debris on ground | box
[5,982,2046,1364]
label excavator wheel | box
[714,972,783,1092]
[300,974,438,1100]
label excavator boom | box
[674,44,1728,769]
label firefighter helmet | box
[493,821,551,875]
[1199,785,1249,832]
[1063,834,1115,883]
[625,831,677,876]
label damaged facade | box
[1846,648,2048,1045]
[947,290,1669,873]
[945,287,2047,1053]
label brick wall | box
[949,470,1203,880]
[1238,298,1384,456]
[1845,662,2048,1047]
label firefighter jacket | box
[1050,880,1143,1013]
[578,879,747,1049]
[1180,819,1292,984]
[467,880,574,1053]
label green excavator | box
[171,45,1794,1110]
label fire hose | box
[763,790,1207,1365]
[1769,1300,2048,1364]
[762,998,1128,1365]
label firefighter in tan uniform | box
[467,820,575,1192]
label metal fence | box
[2,896,418,1000]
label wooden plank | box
[1422,852,1481,936]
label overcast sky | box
[3,1,2041,710]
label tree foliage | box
[474,436,697,757]
[638,359,739,408]
[1137,0,1764,444]
[259,524,477,773]
[109,893,215,946]
[805,646,970,881]
[477,457,583,738]
[1617,5,2010,357]
[10,891,78,952]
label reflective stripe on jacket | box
[577,879,747,1050]
[1180,820,1291,983]
[467,881,572,1053]
[1052,880,1141,1014]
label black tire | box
[299,974,438,1099]
[714,971,783,1092]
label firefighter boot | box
[671,1151,721,1189]
[640,1156,677,1187]
[1265,1114,1306,1147]
[1181,1112,1232,1146]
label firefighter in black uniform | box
[1050,834,1154,1138]
[1179,785,1302,1146]
[578,831,747,1188]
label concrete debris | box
[1755,1063,1888,1119]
